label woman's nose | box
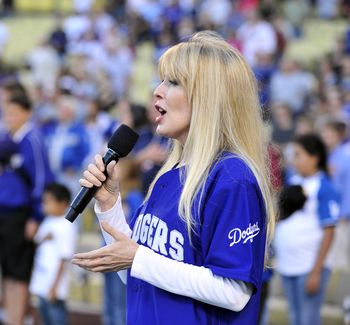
[153,82,165,99]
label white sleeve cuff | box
[95,196,131,285]
[94,195,122,219]
[131,246,253,311]
[94,195,132,244]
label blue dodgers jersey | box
[127,153,267,325]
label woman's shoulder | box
[208,152,258,186]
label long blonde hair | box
[146,31,275,262]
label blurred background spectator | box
[0,88,54,325]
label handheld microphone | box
[65,124,139,223]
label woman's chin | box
[156,125,167,137]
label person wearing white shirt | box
[30,183,77,325]
[274,134,339,325]
[237,9,277,67]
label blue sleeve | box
[79,129,90,168]
[200,167,266,292]
[340,163,350,219]
[22,134,54,221]
[317,177,340,227]
[61,126,90,171]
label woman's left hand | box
[305,270,321,294]
[72,222,139,272]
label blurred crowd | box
[1,0,350,324]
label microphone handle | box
[65,149,120,223]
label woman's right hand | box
[79,154,120,211]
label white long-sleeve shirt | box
[95,196,253,312]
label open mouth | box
[155,105,167,116]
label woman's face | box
[292,143,319,177]
[153,78,192,144]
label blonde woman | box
[73,31,275,324]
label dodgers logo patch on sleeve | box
[228,222,260,246]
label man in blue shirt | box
[0,93,54,325]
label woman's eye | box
[168,80,178,86]
[161,79,179,86]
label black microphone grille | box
[108,124,139,157]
